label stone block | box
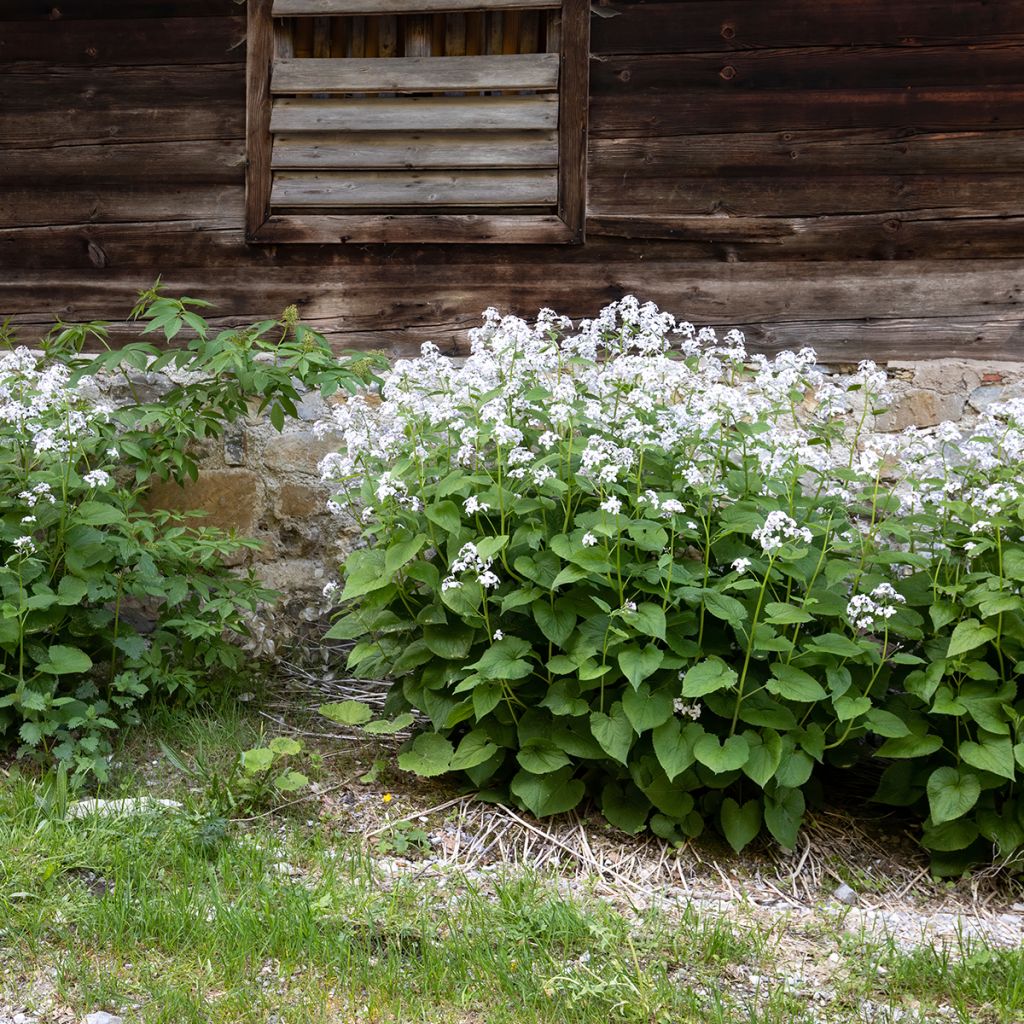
[275,482,325,520]
[875,389,965,432]
[262,430,339,475]
[968,384,1006,413]
[146,468,261,534]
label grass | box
[1,701,1023,1023]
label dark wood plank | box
[2,140,245,186]
[586,212,1024,260]
[587,174,1024,218]
[590,88,1024,136]
[590,47,1024,94]
[590,1,1024,54]
[246,0,274,237]
[272,54,560,93]
[0,2,237,19]
[1,66,244,148]
[557,0,589,242]
[589,129,1024,177]
[273,0,557,14]
[0,17,245,64]
[2,261,1022,362]
[257,213,573,243]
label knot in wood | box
[720,23,736,40]
[719,65,737,81]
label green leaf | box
[617,643,664,690]
[241,747,274,773]
[926,767,981,825]
[37,645,93,676]
[702,591,747,627]
[946,619,997,660]
[763,602,814,626]
[601,782,649,835]
[510,766,584,817]
[767,664,827,702]
[720,798,762,853]
[533,599,576,646]
[450,730,499,771]
[631,602,667,641]
[398,733,454,777]
[652,719,700,781]
[622,682,673,733]
[590,703,633,764]
[764,788,805,849]
[363,713,416,735]
[268,737,302,756]
[681,657,737,698]
[864,708,910,738]
[467,637,534,681]
[807,633,864,658]
[929,601,959,631]
[742,730,783,788]
[56,576,89,606]
[877,732,943,759]
[694,733,749,774]
[423,623,475,660]
[774,750,813,788]
[833,695,871,721]
[274,770,309,792]
[517,738,571,774]
[74,501,123,526]
[960,736,1016,781]
[425,500,461,534]
[319,701,373,726]
[384,535,426,576]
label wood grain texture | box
[556,0,589,242]
[270,94,559,131]
[256,213,573,243]
[270,169,558,206]
[273,0,558,15]
[246,0,275,236]
[272,131,558,169]
[272,53,559,93]
[590,0,1024,54]
[3,262,1022,362]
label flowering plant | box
[0,287,381,780]
[321,298,1024,872]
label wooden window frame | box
[245,0,589,245]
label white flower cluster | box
[442,542,500,592]
[673,698,702,720]
[847,582,906,631]
[751,511,813,555]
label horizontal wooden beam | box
[255,213,572,243]
[273,54,559,94]
[273,0,558,15]
[271,94,557,131]
[270,169,557,206]
[273,131,557,168]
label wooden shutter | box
[246,0,588,243]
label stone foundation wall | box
[118,357,1024,625]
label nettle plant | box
[320,298,1024,872]
[0,286,381,780]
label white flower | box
[477,570,500,590]
[441,576,462,592]
[12,536,35,555]
[106,447,119,460]
[83,469,111,488]
[752,510,813,554]
[622,600,637,614]
[600,496,622,515]
[847,582,906,631]
[581,532,598,547]
[673,698,702,720]
[464,496,490,516]
[731,557,751,575]
[322,580,339,599]
[492,630,504,641]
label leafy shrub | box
[320,297,1024,872]
[0,285,381,779]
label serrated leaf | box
[319,700,373,726]
[946,619,997,660]
[720,798,762,853]
[517,738,571,774]
[590,703,633,764]
[617,643,664,690]
[622,682,673,733]
[694,733,749,774]
[681,657,737,698]
[398,733,454,777]
[927,766,981,825]
[510,766,584,817]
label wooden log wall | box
[1,0,1023,362]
